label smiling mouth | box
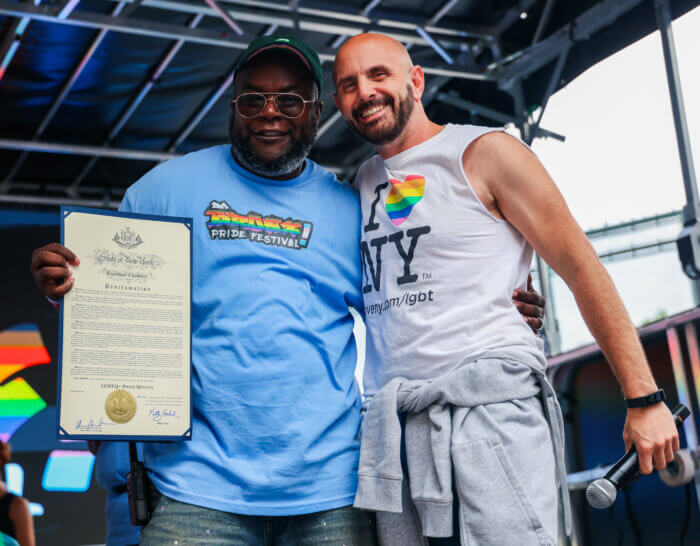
[357,104,389,123]
[354,101,391,124]
[254,131,290,143]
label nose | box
[259,96,282,119]
[356,77,375,102]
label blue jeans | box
[140,484,377,545]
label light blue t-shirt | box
[119,145,364,515]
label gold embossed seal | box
[105,390,137,424]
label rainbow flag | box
[0,325,50,442]
[385,175,426,226]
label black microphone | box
[586,404,690,509]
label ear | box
[315,99,323,119]
[332,92,340,111]
[409,65,425,101]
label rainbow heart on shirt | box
[385,175,426,226]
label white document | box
[58,207,191,440]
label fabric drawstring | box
[536,374,572,536]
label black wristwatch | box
[625,389,666,408]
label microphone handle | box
[605,403,690,488]
[605,447,638,488]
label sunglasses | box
[231,92,318,119]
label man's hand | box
[513,274,545,333]
[623,403,680,474]
[30,243,79,300]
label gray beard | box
[230,116,318,178]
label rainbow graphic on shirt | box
[0,324,50,442]
[385,175,426,226]
[204,200,313,249]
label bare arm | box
[464,131,679,474]
[9,497,35,546]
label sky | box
[529,5,700,351]
[353,6,700,380]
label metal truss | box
[523,210,684,270]
[1,2,128,191]
[66,12,205,196]
[0,0,492,66]
[0,0,694,211]
[586,210,682,240]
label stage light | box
[42,450,95,492]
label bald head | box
[332,32,426,146]
[333,33,412,84]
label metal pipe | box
[0,16,30,82]
[416,27,454,64]
[168,69,236,152]
[0,1,251,49]
[531,47,569,134]
[0,138,180,162]
[0,1,488,81]
[69,13,204,193]
[201,0,245,36]
[316,111,342,140]
[531,0,556,45]
[653,0,699,222]
[2,2,128,188]
[0,193,121,209]
[405,0,460,54]
[437,92,512,125]
[330,0,382,49]
[214,0,491,41]
[510,79,530,143]
[495,0,644,84]
[57,0,81,19]
[10,181,126,196]
[133,0,479,46]
[493,0,539,34]
[425,0,459,26]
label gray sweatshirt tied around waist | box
[353,348,572,539]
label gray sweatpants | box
[377,396,558,546]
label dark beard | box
[348,84,415,145]
[229,113,319,178]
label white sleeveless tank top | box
[355,123,545,395]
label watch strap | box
[625,389,666,408]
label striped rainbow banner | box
[0,325,50,442]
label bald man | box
[333,33,679,546]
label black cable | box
[680,483,692,546]
[607,502,624,546]
[624,487,643,546]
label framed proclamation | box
[57,206,192,441]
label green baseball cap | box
[234,35,324,95]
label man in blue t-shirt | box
[32,36,374,545]
[30,35,544,545]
